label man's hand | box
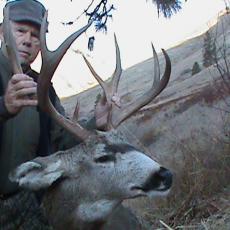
[4,74,38,115]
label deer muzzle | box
[130,167,173,198]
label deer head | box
[5,8,173,230]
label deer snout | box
[155,167,173,191]
[141,167,173,195]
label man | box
[0,0,81,229]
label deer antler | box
[82,34,122,130]
[37,12,93,140]
[114,45,171,127]
[82,36,171,130]
[3,7,23,74]
[3,7,92,141]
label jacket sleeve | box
[0,96,15,122]
[49,91,77,152]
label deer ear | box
[9,159,65,191]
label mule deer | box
[5,8,173,230]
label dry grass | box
[166,143,230,229]
[127,128,230,229]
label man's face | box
[8,21,41,66]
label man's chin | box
[20,63,30,72]
[18,56,30,65]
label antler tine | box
[82,55,106,90]
[111,34,122,91]
[112,45,171,128]
[37,12,92,140]
[151,43,160,88]
[38,12,92,104]
[152,45,171,95]
[82,33,122,107]
[3,6,23,74]
[72,100,80,122]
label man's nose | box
[23,32,32,47]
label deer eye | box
[94,155,116,163]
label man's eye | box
[17,28,25,33]
[31,36,40,44]
[32,33,39,39]
[94,155,116,163]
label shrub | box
[191,62,201,75]
[203,30,217,67]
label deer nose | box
[157,167,173,190]
[141,167,173,192]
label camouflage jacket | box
[0,50,78,194]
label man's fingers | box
[14,87,37,97]
[13,80,37,91]
[11,74,34,84]
[4,74,38,114]
[13,99,38,107]
[5,98,38,114]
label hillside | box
[61,12,230,229]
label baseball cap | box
[4,0,47,29]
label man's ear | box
[0,23,4,42]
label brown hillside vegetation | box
[62,11,230,230]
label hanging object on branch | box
[88,36,95,51]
